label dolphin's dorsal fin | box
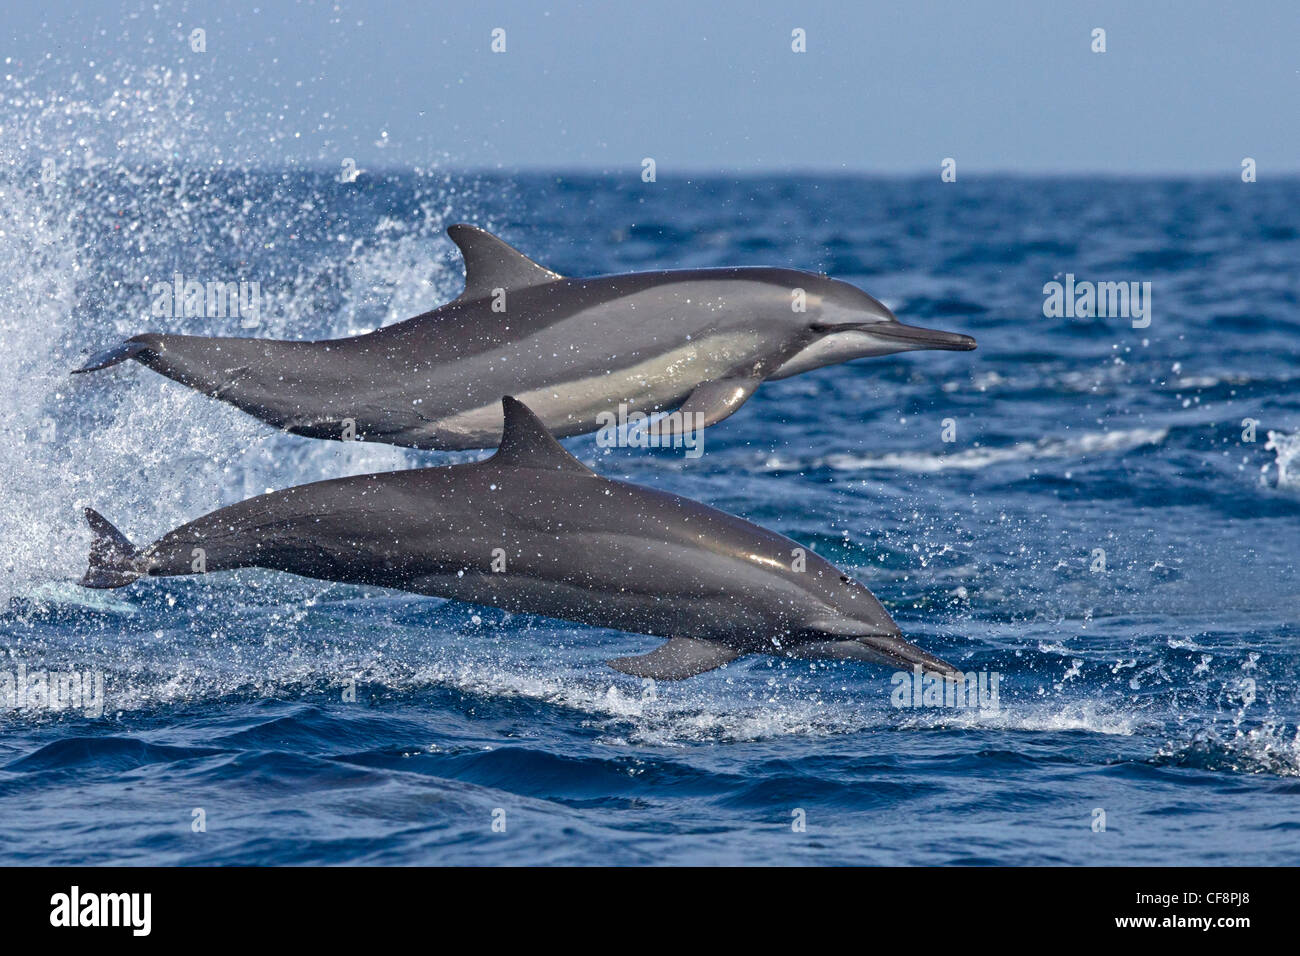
[488,396,593,474]
[448,224,563,302]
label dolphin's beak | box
[811,321,976,352]
[865,322,977,352]
[852,632,965,680]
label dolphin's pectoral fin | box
[661,375,762,435]
[447,223,564,303]
[607,637,741,680]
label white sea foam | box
[1156,723,1300,777]
[1264,429,1300,490]
[811,427,1169,474]
[0,65,480,604]
[1,611,1148,745]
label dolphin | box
[78,396,961,681]
[72,225,976,450]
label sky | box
[3,0,1298,174]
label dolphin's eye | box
[840,575,851,583]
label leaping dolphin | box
[78,396,962,681]
[73,225,976,450]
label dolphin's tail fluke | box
[79,508,142,588]
[71,338,153,374]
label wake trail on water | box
[7,579,1298,778]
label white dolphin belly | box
[424,331,762,445]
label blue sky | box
[4,0,1298,173]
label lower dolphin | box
[78,396,962,681]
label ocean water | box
[2,98,1299,865]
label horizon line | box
[46,159,1299,180]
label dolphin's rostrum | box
[74,225,976,450]
[79,396,962,681]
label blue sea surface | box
[1,167,1298,865]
